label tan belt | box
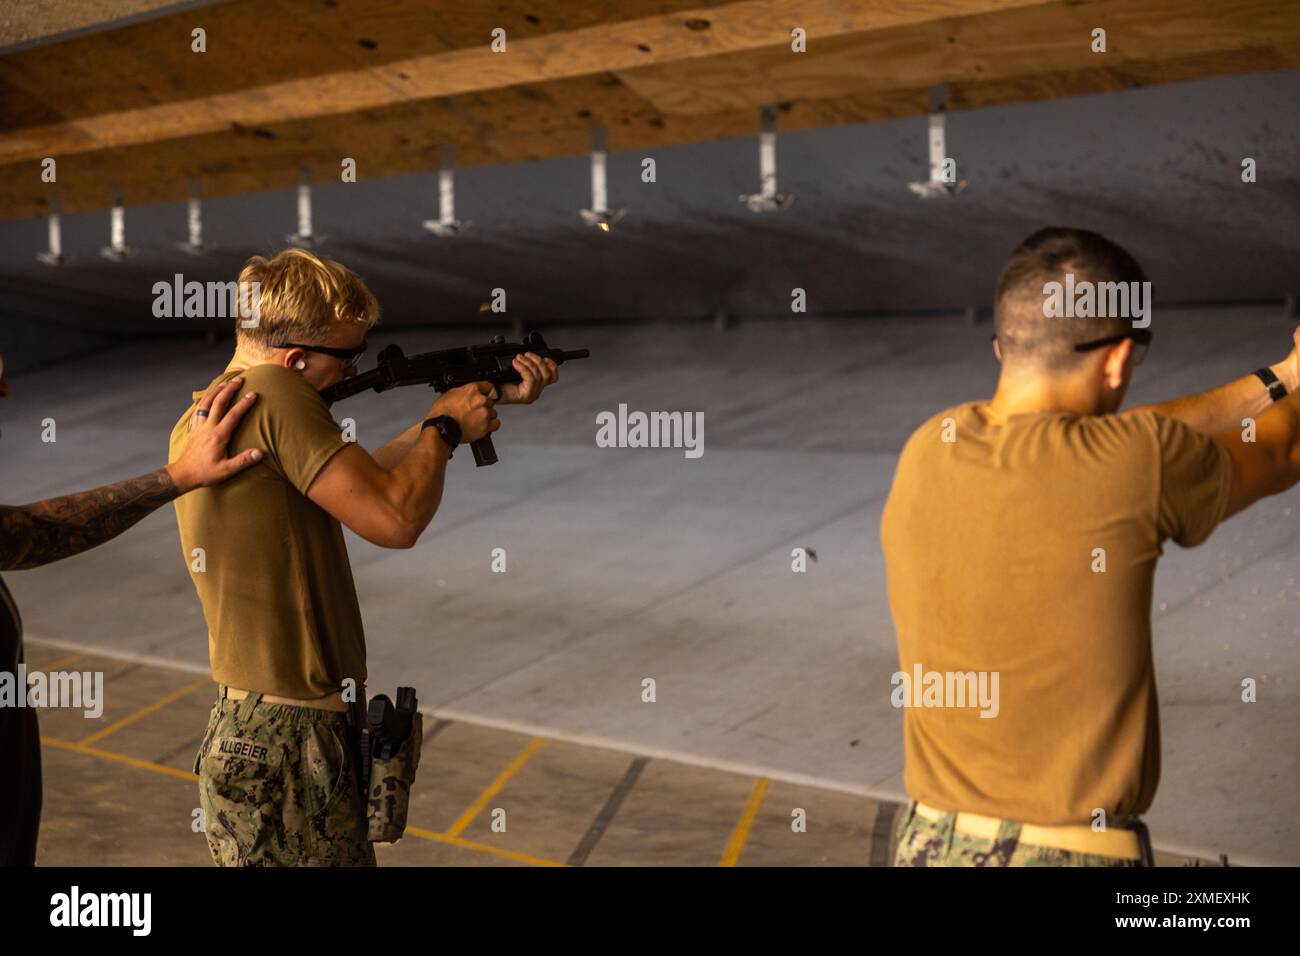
[220,684,349,713]
[914,801,1143,861]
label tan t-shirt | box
[880,403,1232,825]
[169,363,365,699]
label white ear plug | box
[296,360,306,370]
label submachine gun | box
[320,331,590,466]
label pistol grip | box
[470,435,498,467]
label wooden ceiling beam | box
[0,0,1048,163]
[615,0,1300,115]
[1,0,1293,221]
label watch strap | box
[1254,367,1288,402]
[421,415,460,456]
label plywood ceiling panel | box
[0,0,1293,219]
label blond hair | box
[235,248,379,354]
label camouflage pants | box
[193,692,376,867]
[892,800,1142,867]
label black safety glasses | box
[272,341,367,370]
[1073,329,1153,366]
[991,329,1153,366]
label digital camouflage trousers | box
[193,692,375,867]
[892,800,1142,867]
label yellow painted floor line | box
[404,826,566,867]
[77,675,211,747]
[41,735,561,866]
[42,735,196,783]
[444,737,546,839]
[40,650,89,671]
[720,777,771,867]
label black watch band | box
[422,415,461,456]
[1254,367,1288,402]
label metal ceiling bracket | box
[36,195,63,266]
[99,188,137,261]
[580,127,626,231]
[423,146,471,236]
[286,166,326,247]
[909,85,968,199]
[177,179,208,255]
[740,106,794,213]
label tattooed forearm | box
[0,467,180,571]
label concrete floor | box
[25,639,1207,867]
[2,307,1297,864]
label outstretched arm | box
[1128,326,1299,434]
[0,378,261,571]
[1214,386,1300,520]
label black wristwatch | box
[422,415,461,456]
[1254,367,1288,403]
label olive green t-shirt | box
[880,403,1232,826]
[169,363,365,700]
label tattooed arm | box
[0,469,181,570]
[0,377,263,572]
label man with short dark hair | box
[883,227,1300,867]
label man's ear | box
[280,347,307,372]
[992,337,1003,363]
[1102,338,1132,389]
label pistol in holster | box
[350,686,423,844]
